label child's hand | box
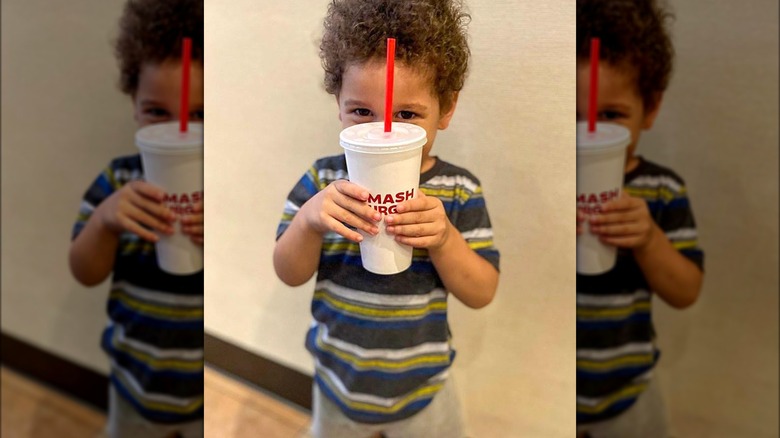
[181,200,204,246]
[577,209,586,236]
[385,191,451,250]
[301,180,381,242]
[96,180,176,242]
[589,192,658,250]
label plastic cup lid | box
[340,122,427,154]
[136,122,203,155]
[577,121,630,155]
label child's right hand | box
[95,180,176,242]
[300,180,380,242]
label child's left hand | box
[385,191,451,250]
[180,200,204,246]
[589,192,658,250]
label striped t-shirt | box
[277,155,500,424]
[72,154,203,424]
[576,156,704,424]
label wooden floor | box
[1,365,312,438]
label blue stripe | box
[96,174,114,194]
[576,313,651,329]
[314,375,434,424]
[101,327,202,380]
[311,301,447,329]
[110,376,203,424]
[301,173,319,195]
[107,301,204,330]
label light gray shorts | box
[309,377,465,438]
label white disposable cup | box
[577,121,631,275]
[136,122,203,275]
[340,122,426,275]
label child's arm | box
[386,191,499,309]
[273,180,381,286]
[69,181,175,286]
[588,192,703,308]
[181,200,204,246]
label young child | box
[575,0,704,437]
[68,1,204,437]
[273,0,500,436]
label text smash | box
[577,188,619,214]
[368,189,415,215]
[163,191,203,215]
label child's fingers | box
[327,207,379,236]
[332,192,381,223]
[385,222,437,238]
[192,201,204,213]
[181,213,203,226]
[130,190,176,223]
[117,215,160,242]
[125,204,175,235]
[598,234,642,247]
[323,216,366,242]
[128,180,167,202]
[590,221,641,236]
[333,180,370,202]
[182,224,203,235]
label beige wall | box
[642,1,778,437]
[1,0,135,374]
[204,0,575,436]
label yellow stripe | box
[110,289,203,319]
[311,166,328,190]
[313,290,445,318]
[420,187,472,203]
[468,240,495,251]
[672,240,698,250]
[625,186,684,202]
[115,372,203,414]
[105,166,122,190]
[322,241,360,253]
[577,301,650,319]
[76,213,90,223]
[321,372,444,415]
[113,339,203,372]
[577,382,648,415]
[577,354,654,372]
[317,337,449,370]
[119,241,155,255]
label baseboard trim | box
[0,330,313,412]
[0,331,109,411]
[203,332,312,410]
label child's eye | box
[397,111,416,120]
[145,108,170,118]
[353,108,372,117]
[599,110,623,120]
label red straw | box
[179,37,192,133]
[588,37,600,133]
[384,38,396,133]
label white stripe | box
[315,359,448,408]
[115,325,203,360]
[665,228,697,241]
[112,361,200,407]
[113,168,143,183]
[461,228,493,240]
[629,175,682,193]
[284,200,301,213]
[317,280,447,307]
[424,175,479,193]
[576,370,653,407]
[318,168,349,182]
[577,290,651,307]
[318,323,449,360]
[577,342,654,361]
[79,200,95,214]
[114,281,203,306]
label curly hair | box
[114,0,203,96]
[320,0,471,112]
[577,0,674,110]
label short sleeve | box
[422,172,500,272]
[72,165,119,240]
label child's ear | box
[642,92,663,130]
[437,92,459,130]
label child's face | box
[337,60,457,173]
[576,60,661,173]
[133,59,204,127]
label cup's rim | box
[340,122,427,154]
[576,121,631,155]
[136,122,203,155]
